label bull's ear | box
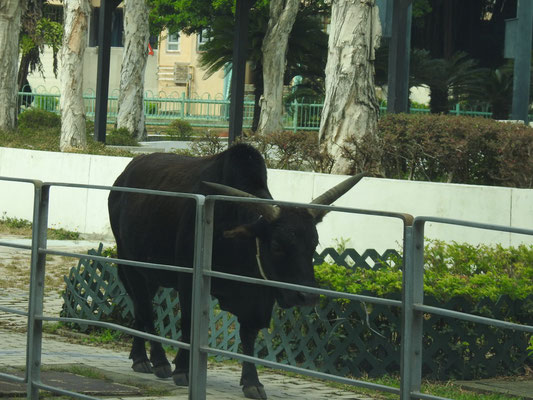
[223,225,254,239]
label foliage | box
[314,241,533,303]
[197,4,327,129]
[0,212,80,240]
[146,0,232,36]
[165,119,194,140]
[0,110,136,157]
[18,108,61,129]
[187,130,226,156]
[19,1,63,87]
[421,52,486,114]
[106,128,140,146]
[342,113,533,188]
[243,131,334,172]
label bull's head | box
[204,173,368,308]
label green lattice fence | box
[61,245,533,380]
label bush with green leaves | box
[18,108,61,130]
[165,119,194,140]
[342,114,533,188]
[106,128,139,146]
[315,240,533,302]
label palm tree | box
[198,6,327,131]
[419,52,485,114]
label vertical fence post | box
[26,183,49,400]
[181,92,186,119]
[293,100,299,133]
[189,196,214,400]
[400,220,424,399]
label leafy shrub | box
[342,114,533,188]
[18,109,61,129]
[166,119,194,140]
[106,127,139,146]
[315,241,533,302]
[243,131,334,172]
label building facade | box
[28,0,226,100]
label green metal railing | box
[18,87,530,132]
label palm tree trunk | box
[116,0,150,141]
[319,0,381,174]
[60,0,90,151]
[0,0,25,131]
[257,0,299,135]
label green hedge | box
[315,240,533,302]
[62,242,533,380]
[342,114,533,188]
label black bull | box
[108,144,367,399]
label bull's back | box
[108,145,270,267]
[109,153,211,265]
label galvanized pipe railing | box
[2,175,533,400]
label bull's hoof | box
[153,363,172,379]
[172,371,189,386]
[132,360,152,374]
[243,385,267,399]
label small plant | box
[166,119,194,140]
[0,212,80,239]
[18,108,61,129]
[188,130,225,156]
[106,127,139,146]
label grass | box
[0,212,80,239]
[0,109,136,157]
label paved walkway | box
[0,237,374,399]
[0,329,373,400]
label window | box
[197,29,210,51]
[167,32,180,51]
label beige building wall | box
[157,31,226,99]
[34,1,226,100]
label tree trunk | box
[116,0,150,141]
[0,0,25,131]
[60,0,89,151]
[319,0,381,174]
[257,0,299,135]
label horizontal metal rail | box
[2,175,533,400]
[206,269,402,308]
[42,249,194,275]
[0,372,25,384]
[414,303,533,333]
[0,241,31,251]
[204,347,401,395]
[0,305,29,317]
[37,315,190,351]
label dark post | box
[387,0,413,114]
[94,0,121,143]
[228,0,252,145]
[511,0,532,123]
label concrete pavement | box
[0,237,374,399]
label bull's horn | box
[203,181,280,222]
[309,172,369,221]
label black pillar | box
[511,0,532,123]
[228,0,252,145]
[94,0,121,143]
[387,0,412,114]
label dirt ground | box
[0,234,110,293]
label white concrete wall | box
[1,147,532,252]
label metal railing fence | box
[20,88,527,133]
[1,175,533,400]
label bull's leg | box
[240,325,267,400]
[118,267,171,378]
[172,286,191,386]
